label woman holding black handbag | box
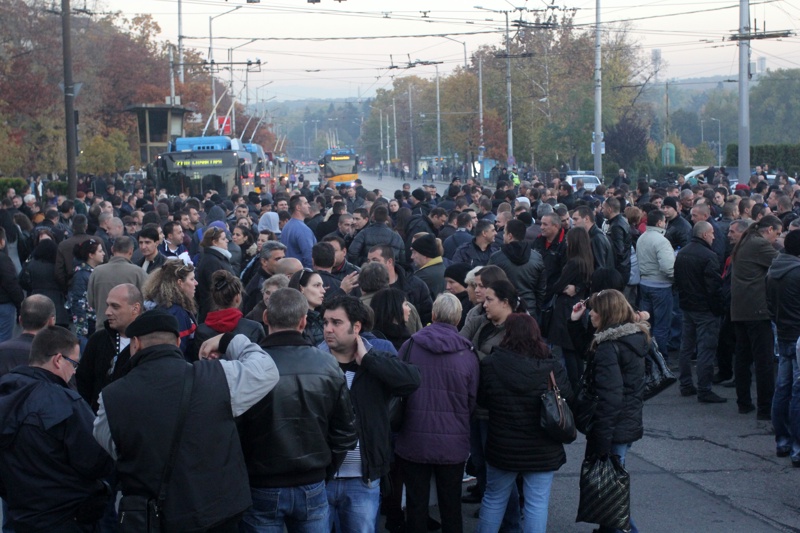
[570,289,649,533]
[477,312,573,533]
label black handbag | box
[388,338,414,432]
[614,338,677,401]
[576,455,631,532]
[118,365,195,533]
[642,339,677,400]
[574,358,598,435]
[540,370,577,443]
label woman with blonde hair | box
[142,259,198,358]
[570,289,649,533]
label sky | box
[96,0,800,101]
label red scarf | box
[203,308,243,333]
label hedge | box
[725,144,800,175]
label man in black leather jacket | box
[319,295,420,532]
[602,197,632,284]
[237,288,358,531]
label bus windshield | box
[157,151,242,197]
[321,152,358,182]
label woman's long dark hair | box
[370,288,410,348]
[499,313,549,359]
[488,279,526,313]
[566,227,594,284]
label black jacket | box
[348,222,405,267]
[605,213,632,284]
[75,321,131,413]
[134,251,167,274]
[589,224,614,270]
[479,347,573,472]
[488,241,547,318]
[674,237,723,315]
[584,323,647,456]
[452,238,500,268]
[392,266,433,326]
[767,253,800,342]
[239,331,358,487]
[532,229,567,294]
[665,215,692,251]
[195,247,235,321]
[101,342,258,531]
[0,250,23,309]
[0,333,33,378]
[0,367,113,530]
[325,344,420,482]
[443,229,473,260]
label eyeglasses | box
[50,353,80,369]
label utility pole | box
[392,98,398,161]
[505,11,513,165]
[209,6,241,133]
[479,56,485,182]
[178,0,184,83]
[378,111,383,169]
[386,114,391,169]
[408,87,416,179]
[728,0,789,178]
[436,65,441,177]
[593,0,603,180]
[61,0,77,199]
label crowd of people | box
[0,166,797,533]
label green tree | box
[751,69,800,144]
[78,136,116,175]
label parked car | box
[564,174,601,192]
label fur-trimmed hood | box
[593,322,649,356]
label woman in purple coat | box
[395,293,480,533]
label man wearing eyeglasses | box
[0,326,114,532]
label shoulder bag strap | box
[548,370,559,393]
[400,337,414,363]
[156,364,195,508]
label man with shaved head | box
[76,283,143,412]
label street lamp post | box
[441,35,468,69]
[209,6,241,128]
[711,118,721,167]
[700,119,704,144]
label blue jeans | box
[678,310,720,392]
[772,339,800,461]
[326,478,380,533]
[239,482,329,533]
[0,303,16,343]
[478,465,553,533]
[638,285,672,358]
[598,444,638,533]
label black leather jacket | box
[605,214,632,284]
[239,331,358,488]
[674,237,723,315]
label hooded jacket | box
[479,347,574,472]
[766,252,800,342]
[488,241,547,318]
[0,367,113,530]
[348,222,406,267]
[395,322,479,464]
[585,323,647,456]
[452,238,500,268]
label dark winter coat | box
[0,367,113,530]
[488,241,547,319]
[20,256,70,325]
[191,309,266,361]
[479,347,573,472]
[584,323,647,457]
[545,258,590,350]
[730,233,778,322]
[674,237,723,315]
[452,238,500,268]
[605,213,632,284]
[395,322,479,464]
[195,247,235,322]
[665,215,692,251]
[391,266,433,326]
[589,224,614,270]
[240,331,357,487]
[443,229,473,260]
[532,229,567,294]
[348,222,406,267]
[75,321,132,413]
[767,252,800,342]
